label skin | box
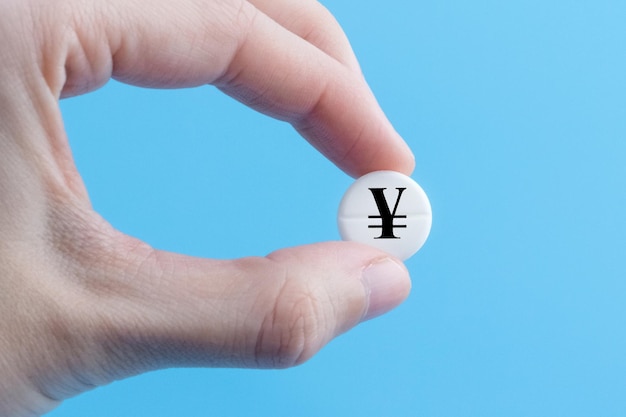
[0,0,415,415]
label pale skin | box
[0,0,415,415]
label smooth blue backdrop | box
[49,0,626,416]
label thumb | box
[70,239,410,387]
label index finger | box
[60,0,415,177]
[213,5,415,177]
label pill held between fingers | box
[337,171,432,261]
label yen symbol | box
[368,188,407,239]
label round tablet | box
[337,171,432,260]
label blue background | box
[49,0,626,416]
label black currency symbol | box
[368,188,407,239]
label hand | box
[0,0,415,415]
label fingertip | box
[398,138,417,176]
[360,257,411,321]
[342,131,416,179]
[368,140,416,178]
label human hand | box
[0,0,415,415]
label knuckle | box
[210,0,262,87]
[253,268,331,368]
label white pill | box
[338,171,432,260]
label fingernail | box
[361,258,411,321]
